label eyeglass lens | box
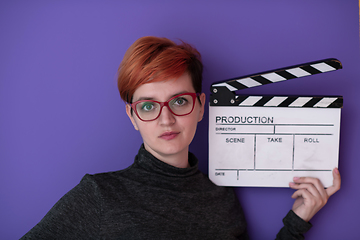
[135,94,195,121]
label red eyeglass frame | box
[130,92,200,122]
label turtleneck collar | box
[134,144,199,178]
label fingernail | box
[334,168,339,174]
[289,182,295,186]
[293,177,300,181]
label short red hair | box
[117,36,203,103]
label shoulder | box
[78,165,138,193]
[84,162,135,181]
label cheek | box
[136,124,152,139]
[182,116,200,136]
[132,120,152,140]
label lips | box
[159,131,180,140]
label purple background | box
[1,1,359,239]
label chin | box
[158,146,185,156]
[153,141,188,156]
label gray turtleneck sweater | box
[21,145,311,239]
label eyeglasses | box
[130,93,200,122]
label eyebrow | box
[134,91,191,102]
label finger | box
[291,177,327,198]
[326,168,341,197]
[291,188,312,200]
[289,182,322,199]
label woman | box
[21,36,341,239]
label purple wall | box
[1,1,359,239]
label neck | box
[143,144,190,168]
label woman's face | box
[126,72,205,166]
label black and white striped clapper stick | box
[210,58,343,108]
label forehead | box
[132,73,195,101]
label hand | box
[289,168,341,222]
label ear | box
[197,93,206,122]
[126,104,139,131]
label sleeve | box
[275,210,312,240]
[20,174,102,240]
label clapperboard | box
[209,58,342,187]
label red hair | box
[117,36,203,103]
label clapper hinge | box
[210,86,237,106]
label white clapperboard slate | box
[209,58,342,187]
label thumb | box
[325,168,341,197]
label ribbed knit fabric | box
[277,210,312,240]
[21,145,248,239]
[21,144,311,239]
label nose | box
[158,105,175,125]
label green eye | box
[173,97,188,106]
[141,102,155,111]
